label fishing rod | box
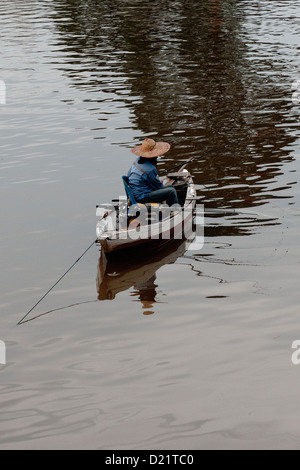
[161,127,281,176]
[17,239,98,326]
[17,209,114,326]
[195,207,276,219]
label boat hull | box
[97,177,197,257]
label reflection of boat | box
[97,239,189,314]
[96,170,196,258]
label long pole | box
[17,239,97,326]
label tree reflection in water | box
[51,0,296,219]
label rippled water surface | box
[1,0,300,449]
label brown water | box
[1,0,300,450]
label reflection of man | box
[132,275,158,316]
[127,138,178,207]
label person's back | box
[128,157,163,202]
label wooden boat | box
[96,168,197,257]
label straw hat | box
[131,138,171,159]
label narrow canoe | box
[96,170,197,257]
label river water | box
[1,0,300,450]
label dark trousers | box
[139,186,179,207]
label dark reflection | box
[51,0,297,220]
[97,240,187,315]
[130,275,159,316]
[204,212,280,238]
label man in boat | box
[128,138,179,207]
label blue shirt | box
[127,158,163,201]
